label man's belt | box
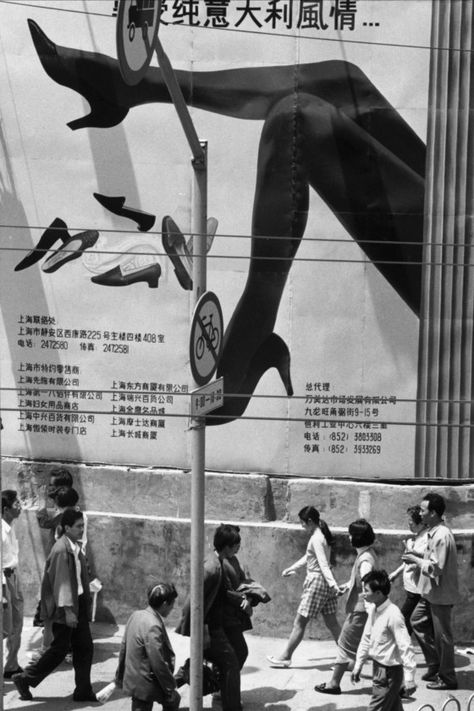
[3,567,16,578]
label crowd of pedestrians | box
[2,478,461,710]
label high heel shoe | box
[41,230,99,273]
[91,260,161,288]
[14,217,68,271]
[207,333,293,426]
[27,20,130,131]
[162,215,218,291]
[93,193,156,232]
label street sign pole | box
[117,5,208,707]
[188,142,207,711]
[155,27,208,711]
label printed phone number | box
[328,444,382,455]
[39,340,131,354]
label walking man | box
[402,492,459,690]
[12,509,96,702]
[2,489,24,678]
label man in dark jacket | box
[12,509,95,702]
[115,582,180,711]
[176,524,251,711]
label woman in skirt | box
[267,506,342,667]
[314,518,378,695]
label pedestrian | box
[267,505,342,667]
[2,489,24,678]
[220,524,270,672]
[12,509,96,702]
[351,569,417,710]
[114,582,180,711]
[402,492,460,691]
[388,505,427,635]
[315,518,378,695]
[176,523,244,711]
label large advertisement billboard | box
[0,0,432,477]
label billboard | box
[0,0,432,477]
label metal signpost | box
[116,3,222,709]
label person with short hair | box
[176,523,244,711]
[37,486,80,546]
[389,505,427,635]
[351,570,416,710]
[115,582,180,711]
[315,518,378,695]
[268,506,342,667]
[402,492,460,691]
[12,509,96,702]
[2,489,24,678]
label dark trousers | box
[223,625,249,670]
[131,697,179,711]
[411,597,456,686]
[24,595,93,695]
[368,662,404,711]
[205,627,241,711]
[400,591,420,636]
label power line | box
[0,405,471,429]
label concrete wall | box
[2,457,474,640]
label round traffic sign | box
[189,292,224,386]
[116,0,162,86]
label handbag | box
[174,657,220,695]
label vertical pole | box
[189,142,208,711]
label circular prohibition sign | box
[116,0,162,86]
[189,292,224,387]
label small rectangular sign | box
[190,377,224,417]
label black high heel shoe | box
[14,217,68,271]
[94,193,156,232]
[42,230,99,273]
[207,333,293,426]
[91,261,161,288]
[28,19,130,131]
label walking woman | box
[267,506,342,667]
[315,518,378,695]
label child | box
[115,582,180,711]
[351,570,416,710]
[267,506,342,667]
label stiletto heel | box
[27,20,130,131]
[208,333,293,426]
[15,217,68,271]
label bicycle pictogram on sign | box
[189,292,223,386]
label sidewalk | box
[4,619,474,710]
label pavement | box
[3,619,474,710]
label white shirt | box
[356,599,416,687]
[403,530,428,594]
[2,518,19,570]
[65,535,84,597]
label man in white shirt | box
[12,509,96,703]
[2,489,24,677]
[402,492,459,690]
[351,569,416,711]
